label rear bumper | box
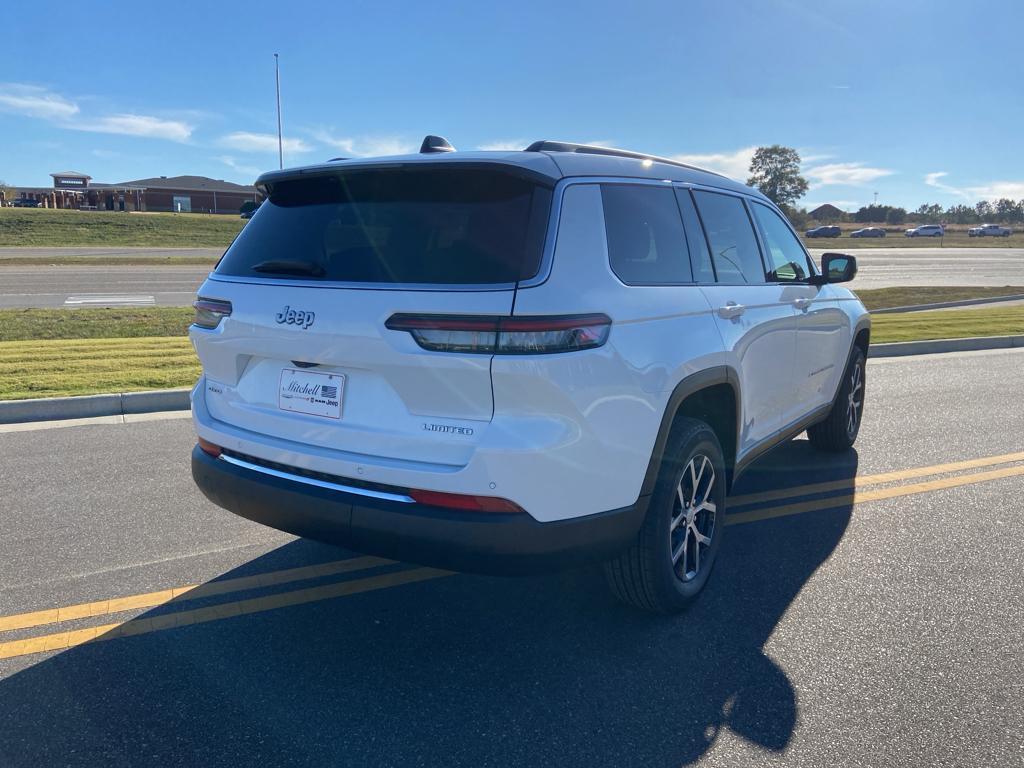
[191,445,647,575]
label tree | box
[975,200,993,220]
[0,179,16,204]
[746,146,809,207]
[885,207,907,225]
[994,198,1017,223]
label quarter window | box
[601,185,692,285]
[751,202,812,282]
[691,191,765,284]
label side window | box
[601,185,692,285]
[751,202,812,282]
[674,189,715,283]
[691,191,766,284]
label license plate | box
[278,368,344,419]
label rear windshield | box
[215,167,552,285]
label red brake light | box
[386,313,611,355]
[408,489,525,514]
[193,297,233,329]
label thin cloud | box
[220,131,312,153]
[72,114,193,142]
[924,171,967,198]
[313,131,415,157]
[926,172,1024,201]
[804,162,894,187]
[217,155,263,178]
[0,83,79,120]
[477,139,528,151]
[671,147,757,180]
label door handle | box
[793,297,812,311]
[718,301,746,319]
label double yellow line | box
[2,449,1023,662]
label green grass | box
[0,337,198,400]
[801,230,1024,249]
[1,304,1022,400]
[0,307,194,342]
[871,306,1024,343]
[854,286,1024,311]
[0,207,243,247]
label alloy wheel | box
[847,360,863,436]
[670,454,717,582]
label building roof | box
[50,171,92,179]
[809,203,845,217]
[117,175,257,193]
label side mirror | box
[810,252,857,285]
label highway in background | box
[1,348,1023,767]
[1,246,1023,308]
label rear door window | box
[601,184,692,284]
[691,191,766,284]
[215,167,552,285]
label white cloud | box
[477,139,528,151]
[217,155,263,178]
[73,113,193,142]
[0,83,79,120]
[671,147,757,180]
[927,172,1024,201]
[220,131,312,153]
[804,162,894,187]
[312,131,415,157]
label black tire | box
[807,346,866,452]
[604,417,726,613]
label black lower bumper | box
[191,445,647,575]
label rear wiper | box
[252,259,325,277]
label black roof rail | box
[523,140,726,178]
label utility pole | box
[274,53,283,169]
[873,191,878,205]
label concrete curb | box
[3,334,1024,423]
[0,388,190,425]
[871,293,1024,314]
[871,334,1024,358]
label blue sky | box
[2,0,1022,210]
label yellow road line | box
[0,555,392,634]
[726,463,1024,526]
[0,566,452,661]
[729,450,1024,508]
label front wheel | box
[604,418,726,613]
[808,347,866,452]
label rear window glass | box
[216,167,552,285]
[601,185,692,285]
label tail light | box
[193,297,233,329]
[385,313,611,355]
[408,488,525,514]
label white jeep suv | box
[190,139,870,613]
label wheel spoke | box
[693,529,711,546]
[690,458,705,506]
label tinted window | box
[692,191,765,284]
[675,190,715,282]
[216,168,552,284]
[601,185,692,284]
[751,202,811,282]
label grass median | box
[853,286,1024,311]
[0,208,242,248]
[1,304,1022,400]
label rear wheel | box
[808,346,866,452]
[604,418,726,613]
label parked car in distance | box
[968,223,1011,238]
[905,224,944,237]
[850,227,886,238]
[10,198,39,208]
[189,138,870,614]
[806,225,841,238]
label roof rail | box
[523,140,726,178]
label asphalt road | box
[1,247,1023,308]
[1,348,1022,767]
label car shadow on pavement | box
[0,440,857,768]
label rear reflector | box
[386,313,611,355]
[408,489,525,514]
[197,437,222,458]
[192,297,233,329]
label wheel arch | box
[639,366,740,498]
